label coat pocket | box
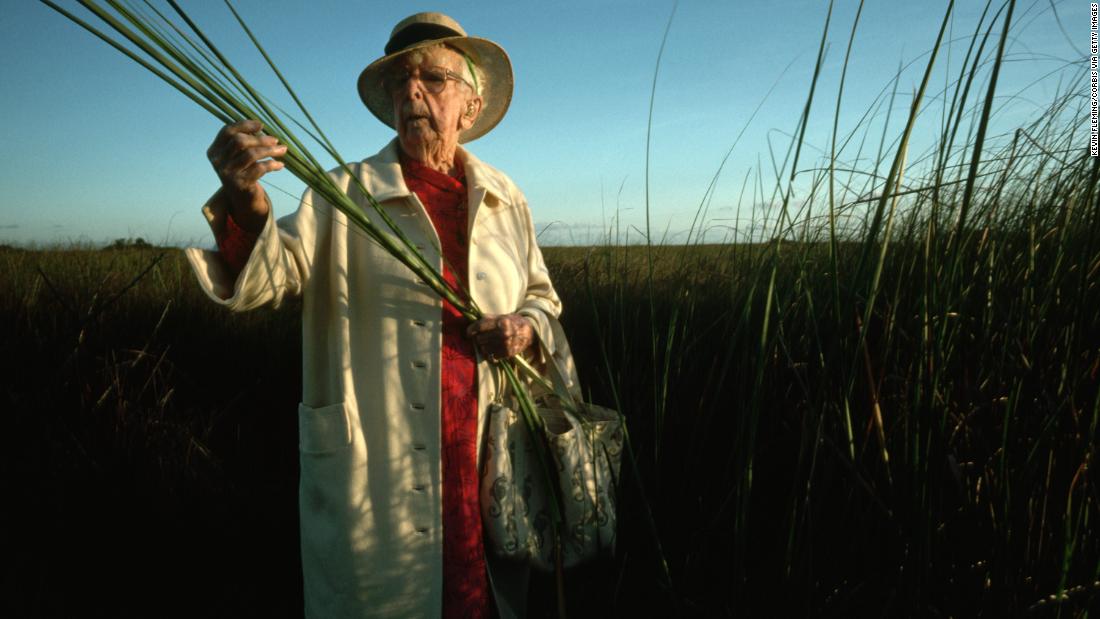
[298,401,352,455]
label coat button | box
[476,272,487,281]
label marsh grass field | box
[4,0,1100,616]
[2,205,1098,617]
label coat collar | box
[459,146,511,207]
[357,139,510,206]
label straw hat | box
[357,12,513,143]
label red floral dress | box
[217,156,493,618]
[401,155,492,619]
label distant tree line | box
[103,237,155,250]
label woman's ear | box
[459,96,483,131]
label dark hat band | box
[384,23,465,55]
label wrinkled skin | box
[387,45,482,175]
[465,313,536,362]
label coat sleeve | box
[183,185,323,311]
[513,194,582,395]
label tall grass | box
[570,0,1099,615]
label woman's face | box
[386,46,482,162]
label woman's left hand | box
[466,313,536,361]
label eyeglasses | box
[383,65,474,95]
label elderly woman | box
[185,12,565,619]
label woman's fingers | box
[465,315,497,336]
[225,141,286,171]
[207,119,262,163]
[466,316,501,358]
[208,120,284,189]
[466,314,532,360]
[204,120,279,226]
[234,158,286,188]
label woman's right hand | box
[207,119,286,233]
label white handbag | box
[479,328,624,572]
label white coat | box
[184,139,571,618]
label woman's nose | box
[403,75,425,99]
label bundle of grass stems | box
[38,0,669,611]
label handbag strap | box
[512,326,582,412]
[543,345,580,407]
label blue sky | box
[0,0,1087,247]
